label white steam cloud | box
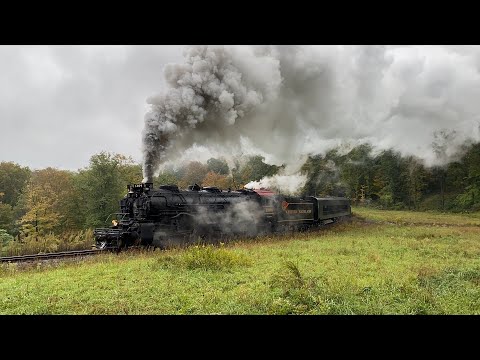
[142,45,480,182]
[244,174,307,195]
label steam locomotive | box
[93,183,351,250]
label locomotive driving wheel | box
[115,238,124,253]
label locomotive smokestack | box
[142,163,154,184]
[141,45,281,178]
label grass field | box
[1,207,479,314]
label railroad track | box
[0,249,103,263]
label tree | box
[230,157,243,189]
[454,143,480,210]
[430,166,447,210]
[154,171,179,187]
[403,156,427,210]
[177,161,209,189]
[152,164,182,187]
[301,154,323,196]
[12,190,28,235]
[0,228,13,247]
[115,154,143,185]
[431,129,458,210]
[236,155,282,185]
[77,152,125,228]
[18,168,79,238]
[206,158,230,175]
[445,161,467,195]
[0,201,14,234]
[373,149,407,207]
[0,162,31,207]
[20,182,60,240]
[202,171,233,189]
[301,153,346,197]
[339,144,374,200]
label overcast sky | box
[0,45,184,170]
[3,45,480,172]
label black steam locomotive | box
[93,183,351,250]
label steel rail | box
[0,249,103,263]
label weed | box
[152,244,251,271]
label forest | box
[1,140,480,255]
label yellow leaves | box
[19,169,74,236]
[177,161,209,189]
[202,171,233,190]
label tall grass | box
[151,244,251,271]
[1,229,94,256]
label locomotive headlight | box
[112,220,118,227]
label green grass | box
[353,206,480,226]
[1,208,479,314]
